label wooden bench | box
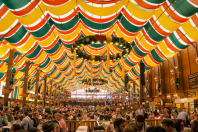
[65,119,176,132]
[66,120,98,132]
[125,119,176,126]
[124,119,162,126]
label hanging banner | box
[175,98,194,103]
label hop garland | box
[82,78,108,85]
[71,35,131,62]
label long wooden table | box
[66,121,97,132]
[65,119,176,132]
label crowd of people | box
[0,103,197,132]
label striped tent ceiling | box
[0,0,198,97]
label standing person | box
[177,108,188,123]
[21,106,25,113]
[3,107,15,126]
[161,119,177,132]
[14,104,20,112]
[26,106,31,112]
[112,108,122,122]
[20,111,31,130]
[55,113,67,132]
[174,107,179,115]
[154,107,159,116]
[0,104,3,111]
[28,112,39,128]
[161,107,167,118]
[136,105,144,116]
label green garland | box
[71,35,131,62]
[82,78,108,85]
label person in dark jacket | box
[14,104,20,112]
[0,104,3,111]
[28,112,39,128]
[26,106,32,112]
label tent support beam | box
[4,49,14,106]
[34,68,40,109]
[22,61,30,106]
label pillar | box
[148,70,153,100]
[34,68,40,108]
[140,85,143,105]
[4,49,15,106]
[65,89,67,102]
[159,63,166,105]
[42,75,47,107]
[49,79,52,107]
[177,52,184,93]
[22,61,30,106]
[54,84,57,106]
[57,86,60,106]
[132,80,135,104]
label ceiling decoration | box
[82,78,108,85]
[0,0,197,99]
[71,35,130,62]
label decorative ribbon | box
[107,44,110,72]
[122,58,125,80]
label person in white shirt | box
[112,108,122,122]
[20,112,30,130]
[136,105,144,116]
[177,108,189,123]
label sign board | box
[175,98,194,103]
[188,72,198,89]
[175,99,184,103]
[149,102,156,106]
[184,98,194,103]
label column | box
[49,79,52,107]
[148,70,153,101]
[140,85,143,105]
[4,49,14,106]
[22,61,30,106]
[159,63,166,102]
[42,75,47,107]
[34,68,40,108]
[54,84,57,106]
[128,90,130,104]
[133,80,135,104]
[177,52,184,93]
[65,89,67,102]
[58,86,61,107]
